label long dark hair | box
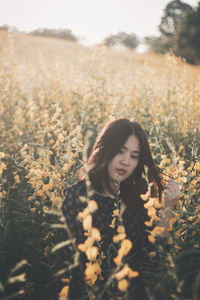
[79,118,164,208]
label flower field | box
[0,31,200,300]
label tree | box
[0,24,18,32]
[145,0,200,65]
[104,32,139,49]
[144,36,170,54]
[172,2,200,64]
[29,28,77,42]
[159,0,193,38]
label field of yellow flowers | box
[0,31,200,300]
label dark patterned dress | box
[60,180,153,299]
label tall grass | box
[0,32,199,299]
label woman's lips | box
[116,169,126,176]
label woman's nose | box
[121,154,130,165]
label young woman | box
[60,118,180,299]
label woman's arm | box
[158,179,181,237]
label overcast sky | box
[0,0,199,45]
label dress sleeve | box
[59,182,86,267]
[59,182,90,299]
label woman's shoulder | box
[62,180,87,219]
[63,180,86,198]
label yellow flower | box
[120,239,132,256]
[112,209,120,216]
[84,262,101,286]
[113,254,122,266]
[144,198,155,209]
[88,200,98,213]
[82,214,92,231]
[113,239,132,266]
[178,145,184,154]
[148,251,156,257]
[144,219,154,227]
[168,237,173,245]
[117,225,125,233]
[61,278,70,283]
[151,226,165,236]
[0,152,5,159]
[109,217,116,228]
[78,207,90,219]
[140,190,150,201]
[168,217,177,231]
[147,207,157,217]
[43,206,49,212]
[113,233,126,243]
[78,237,94,252]
[0,162,7,175]
[115,265,139,280]
[148,235,156,243]
[85,246,98,261]
[194,162,200,171]
[35,190,44,197]
[180,177,187,183]
[59,285,69,297]
[14,175,20,184]
[58,133,65,143]
[91,228,101,241]
[118,278,129,292]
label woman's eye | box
[131,155,139,160]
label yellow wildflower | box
[144,198,155,209]
[82,215,92,231]
[59,285,69,297]
[88,200,98,213]
[85,246,98,261]
[113,233,126,243]
[113,239,132,266]
[115,265,139,280]
[112,209,120,216]
[91,228,101,241]
[151,226,165,236]
[109,217,116,228]
[78,207,90,219]
[140,190,150,201]
[118,279,129,292]
[78,237,94,252]
[0,152,5,159]
[117,226,125,233]
[148,235,156,243]
[84,262,101,286]
[147,207,157,217]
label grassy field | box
[0,31,200,300]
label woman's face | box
[107,134,140,186]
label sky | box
[0,0,199,46]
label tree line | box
[104,0,200,65]
[1,0,200,65]
[0,25,77,42]
[145,0,200,65]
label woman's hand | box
[158,179,181,237]
[162,179,181,209]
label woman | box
[60,118,180,299]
